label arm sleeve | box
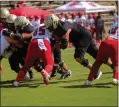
[60,39,68,49]
[2,29,22,41]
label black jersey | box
[54,21,91,43]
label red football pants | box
[22,39,54,73]
[96,39,118,67]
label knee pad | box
[80,58,89,67]
[33,59,44,72]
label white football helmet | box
[0,8,10,18]
[44,14,59,30]
[14,16,29,27]
[6,14,17,23]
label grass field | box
[1,48,118,106]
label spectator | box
[60,13,65,22]
[57,14,62,19]
[75,12,86,26]
[65,14,73,23]
[28,16,34,23]
[16,1,25,8]
[86,13,95,37]
[31,15,40,30]
[71,12,76,22]
[93,13,97,20]
[95,12,105,43]
[40,14,45,25]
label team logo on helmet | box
[44,14,59,30]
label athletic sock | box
[88,72,96,81]
[113,70,118,80]
[16,70,25,82]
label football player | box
[44,14,114,79]
[0,8,10,72]
[85,23,118,85]
[34,17,72,80]
[13,16,54,86]
[2,15,33,79]
[0,14,23,73]
[0,14,22,59]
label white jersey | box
[32,25,52,41]
[86,18,95,30]
[109,23,118,40]
[60,17,66,22]
[65,19,73,23]
[72,19,76,23]
[0,29,10,56]
[75,16,86,26]
[32,25,52,51]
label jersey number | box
[110,26,118,34]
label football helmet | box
[0,8,10,18]
[6,14,17,23]
[44,14,59,30]
[14,16,29,27]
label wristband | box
[61,39,68,49]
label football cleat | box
[13,81,19,87]
[60,70,72,79]
[112,79,118,85]
[85,80,92,86]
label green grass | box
[1,48,118,106]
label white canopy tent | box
[53,1,116,13]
